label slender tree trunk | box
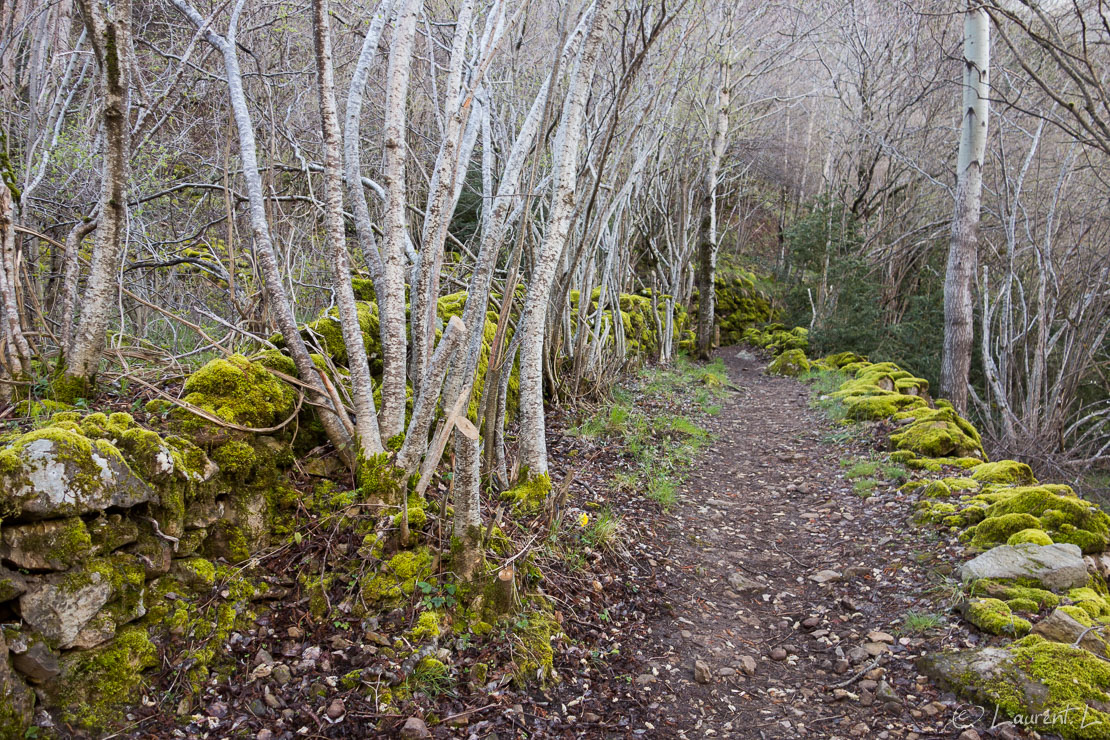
[172,0,355,461]
[63,0,132,387]
[378,0,423,440]
[343,0,395,286]
[940,2,989,412]
[695,69,730,360]
[518,0,618,475]
[0,186,32,391]
[313,0,383,458]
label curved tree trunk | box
[63,0,132,388]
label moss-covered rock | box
[178,354,296,430]
[920,635,1110,739]
[766,349,810,377]
[1008,528,1054,546]
[361,547,435,604]
[0,517,93,570]
[969,513,1044,550]
[962,597,1031,636]
[971,460,1038,487]
[981,487,1110,554]
[890,407,985,460]
[43,625,157,732]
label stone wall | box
[0,402,290,731]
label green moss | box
[982,486,1110,554]
[964,597,1031,636]
[1067,588,1110,618]
[767,349,811,377]
[1059,605,1097,627]
[410,611,442,641]
[212,439,257,480]
[54,626,157,731]
[922,480,953,499]
[512,611,561,687]
[178,354,295,429]
[361,547,435,604]
[970,580,1061,609]
[972,460,1037,486]
[1008,528,1054,546]
[1001,634,1110,738]
[969,513,1043,550]
[502,470,551,514]
[1006,598,1040,613]
[890,407,985,460]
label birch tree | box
[313,0,383,458]
[518,0,620,475]
[940,1,990,412]
[61,0,133,391]
[171,0,356,462]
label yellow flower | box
[578,513,589,528]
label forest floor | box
[532,347,1010,740]
[123,348,1018,739]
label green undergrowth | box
[569,354,726,511]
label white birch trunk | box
[64,0,132,384]
[378,0,423,440]
[343,0,395,285]
[313,0,384,458]
[518,0,618,475]
[940,2,989,412]
[172,0,355,460]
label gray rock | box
[0,565,29,602]
[919,640,1110,739]
[876,680,898,703]
[400,716,431,739]
[958,543,1088,591]
[738,655,758,675]
[11,639,60,682]
[693,659,712,684]
[87,514,140,555]
[0,517,93,570]
[727,572,762,592]
[272,663,292,686]
[19,570,113,648]
[0,431,157,519]
[809,569,842,584]
[0,632,35,729]
[1032,608,1110,657]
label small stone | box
[255,649,274,666]
[857,679,877,691]
[847,646,869,664]
[727,572,762,592]
[584,712,601,723]
[802,616,820,629]
[833,659,850,674]
[272,664,292,686]
[850,722,870,737]
[11,640,60,682]
[809,570,842,584]
[257,731,274,740]
[327,698,344,719]
[287,626,304,639]
[859,689,874,706]
[634,673,657,685]
[693,660,712,684]
[718,667,736,677]
[867,630,895,644]
[831,689,858,701]
[738,655,758,675]
[876,680,898,703]
[957,731,981,740]
[863,642,889,657]
[208,701,228,718]
[399,717,431,740]
[770,647,788,661]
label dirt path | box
[618,348,975,739]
